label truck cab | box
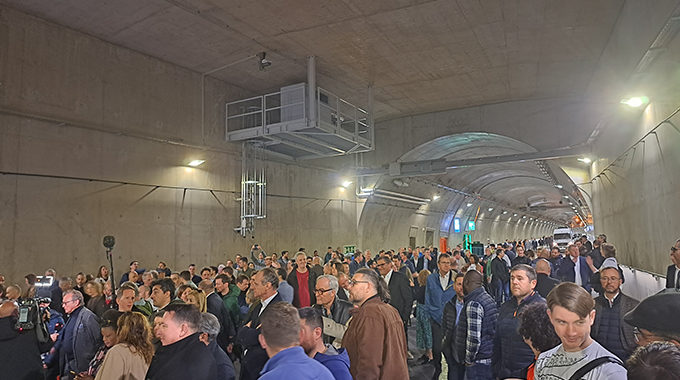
[552,227,573,252]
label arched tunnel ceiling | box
[376,132,580,223]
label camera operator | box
[0,299,52,379]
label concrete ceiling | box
[2,0,625,120]
[390,132,580,222]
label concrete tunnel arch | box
[357,132,573,249]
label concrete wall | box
[586,0,680,276]
[0,7,360,284]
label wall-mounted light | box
[488,208,494,212]
[554,184,563,189]
[513,213,518,217]
[187,159,205,167]
[432,195,441,201]
[620,96,648,108]
[466,203,473,207]
[502,211,508,214]
[577,157,592,164]
[342,180,353,188]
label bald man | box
[534,259,560,298]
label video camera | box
[15,297,51,343]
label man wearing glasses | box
[342,268,408,379]
[54,290,101,380]
[624,292,680,347]
[313,275,353,345]
[591,258,639,362]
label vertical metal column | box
[236,141,267,237]
[307,55,316,128]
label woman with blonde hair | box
[184,289,207,312]
[94,311,154,380]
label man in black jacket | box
[199,279,235,352]
[492,264,545,379]
[313,274,353,344]
[287,252,318,308]
[490,249,510,306]
[147,303,217,379]
[442,273,466,380]
[535,259,560,298]
[665,240,680,289]
[376,256,413,335]
[236,268,284,380]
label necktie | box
[675,271,680,289]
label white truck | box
[552,227,574,252]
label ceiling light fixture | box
[620,96,648,108]
[187,159,205,167]
[467,203,473,207]
[432,195,441,201]
[554,184,563,189]
[488,208,493,212]
[577,157,592,164]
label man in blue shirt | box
[258,303,334,380]
[425,253,456,380]
[298,307,352,380]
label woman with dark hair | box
[23,273,37,299]
[627,342,680,380]
[518,302,560,380]
[94,311,154,379]
[75,309,122,379]
[95,266,109,284]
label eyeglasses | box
[376,262,389,267]
[632,327,655,343]
[348,280,370,287]
[314,288,333,294]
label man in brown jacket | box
[342,268,408,380]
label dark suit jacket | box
[336,287,349,301]
[236,293,284,380]
[386,271,413,323]
[667,265,678,288]
[416,256,435,272]
[207,292,236,349]
[535,273,560,298]
[556,256,593,292]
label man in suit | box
[55,290,102,380]
[416,248,435,273]
[376,256,413,350]
[665,240,680,289]
[556,244,593,292]
[236,268,283,380]
[199,279,235,352]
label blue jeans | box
[464,363,492,380]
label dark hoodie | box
[146,332,217,380]
[314,344,352,380]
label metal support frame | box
[359,145,589,177]
[225,56,374,160]
[235,142,267,237]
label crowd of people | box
[1,238,680,380]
